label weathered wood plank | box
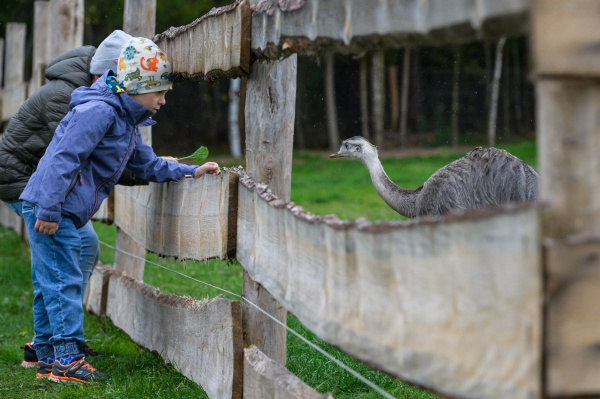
[124,0,156,39]
[153,1,250,84]
[114,226,146,281]
[242,56,297,366]
[532,0,600,78]
[250,0,530,59]
[29,1,51,95]
[84,264,111,316]
[1,84,27,122]
[244,345,333,399]
[0,199,23,235]
[48,0,84,60]
[114,168,240,261]
[236,173,542,399]
[106,268,243,399]
[2,23,27,122]
[545,236,600,397]
[535,80,600,396]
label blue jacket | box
[20,70,198,229]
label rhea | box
[330,136,539,218]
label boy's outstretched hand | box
[35,219,59,235]
[194,162,220,179]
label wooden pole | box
[0,38,4,120]
[124,0,157,39]
[48,0,84,60]
[360,56,370,140]
[372,50,385,148]
[2,23,27,122]
[4,23,26,89]
[532,0,600,396]
[487,37,506,147]
[243,55,297,365]
[30,1,51,94]
[114,0,158,279]
[325,52,340,153]
[399,47,411,148]
[451,45,461,148]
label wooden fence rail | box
[2,0,600,398]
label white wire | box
[98,239,397,399]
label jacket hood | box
[45,45,96,88]
[70,70,156,126]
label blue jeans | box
[4,200,99,301]
[21,201,91,359]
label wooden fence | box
[1,0,599,398]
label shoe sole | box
[21,361,37,368]
[48,374,96,384]
[36,373,50,379]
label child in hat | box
[19,37,219,383]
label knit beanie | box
[90,30,132,75]
[116,37,173,95]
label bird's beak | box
[329,152,343,158]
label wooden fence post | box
[532,0,600,397]
[2,23,27,123]
[113,0,157,280]
[243,54,297,365]
[48,0,84,60]
[124,0,156,147]
[30,1,51,95]
[0,37,4,120]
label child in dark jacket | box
[19,37,219,383]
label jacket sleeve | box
[125,128,198,182]
[34,103,115,223]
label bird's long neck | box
[363,156,419,218]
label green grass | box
[0,141,537,398]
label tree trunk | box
[325,52,340,152]
[503,41,511,144]
[372,50,385,148]
[484,41,492,113]
[400,47,411,148]
[228,78,242,158]
[451,45,461,148]
[512,41,524,135]
[388,64,399,133]
[360,56,370,140]
[488,37,506,147]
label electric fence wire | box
[98,239,397,399]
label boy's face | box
[129,90,168,114]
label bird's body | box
[330,137,539,218]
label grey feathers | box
[331,137,539,219]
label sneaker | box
[48,354,107,384]
[36,360,53,379]
[20,343,37,368]
[79,343,100,358]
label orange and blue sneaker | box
[48,355,107,384]
[36,360,54,379]
[20,342,37,368]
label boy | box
[0,29,133,368]
[19,37,219,383]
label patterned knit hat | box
[116,37,173,95]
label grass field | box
[0,141,536,398]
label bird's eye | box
[355,146,361,152]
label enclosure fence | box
[1,1,599,399]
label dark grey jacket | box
[0,45,145,203]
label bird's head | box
[329,136,378,163]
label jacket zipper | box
[83,119,145,226]
[65,171,81,197]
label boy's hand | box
[194,162,220,179]
[35,219,59,235]
[160,156,179,162]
